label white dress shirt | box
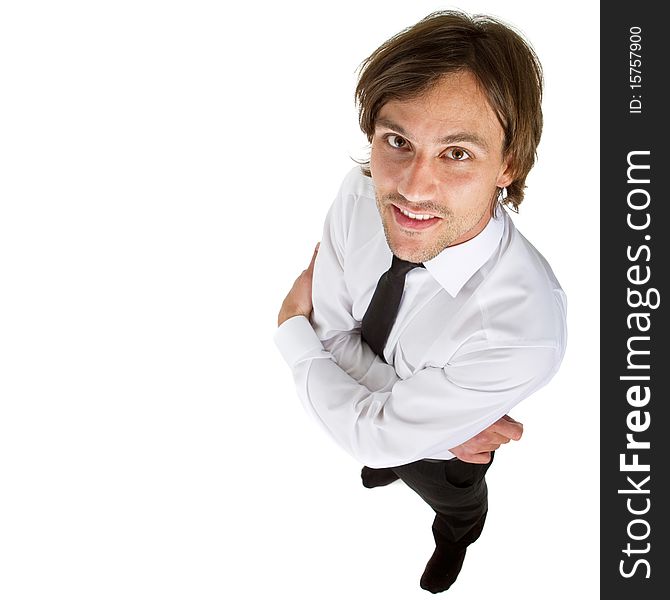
[275,167,567,469]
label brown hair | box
[355,10,543,211]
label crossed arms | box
[277,244,523,466]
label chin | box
[382,212,446,263]
[389,239,435,263]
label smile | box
[398,207,436,221]
[391,205,442,230]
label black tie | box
[361,255,424,361]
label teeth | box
[400,208,435,221]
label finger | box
[485,432,511,445]
[310,242,320,265]
[464,440,501,452]
[476,430,512,445]
[501,414,521,425]
[464,431,510,451]
[303,242,320,276]
[464,451,492,464]
[492,416,523,440]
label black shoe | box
[419,543,467,594]
[360,466,399,488]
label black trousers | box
[389,453,494,548]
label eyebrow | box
[375,117,490,151]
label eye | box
[445,147,471,161]
[386,134,408,149]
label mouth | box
[391,204,442,230]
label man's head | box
[355,11,543,262]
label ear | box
[495,158,514,189]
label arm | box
[277,237,398,396]
[277,247,524,465]
[277,307,554,468]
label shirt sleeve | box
[275,315,561,468]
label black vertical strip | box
[601,4,669,597]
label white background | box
[0,1,599,598]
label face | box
[369,70,513,263]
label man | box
[275,10,566,594]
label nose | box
[396,155,437,203]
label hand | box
[278,243,320,327]
[449,415,523,464]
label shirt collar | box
[423,210,506,297]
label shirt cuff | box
[274,315,327,367]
